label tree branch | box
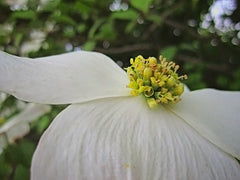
[176,54,229,72]
[163,19,204,40]
[95,43,152,54]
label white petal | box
[169,88,240,160]
[184,84,190,92]
[0,51,130,104]
[0,103,51,146]
[32,96,240,180]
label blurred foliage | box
[0,95,65,180]
[0,0,239,179]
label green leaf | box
[95,22,117,40]
[111,9,139,20]
[63,26,75,37]
[183,63,195,71]
[0,153,11,178]
[32,115,51,134]
[146,14,162,25]
[233,69,240,79]
[52,14,76,26]
[160,46,178,60]
[184,71,206,90]
[39,0,61,11]
[216,76,228,87]
[179,43,195,51]
[179,42,199,52]
[125,21,136,34]
[130,0,153,13]
[88,19,105,39]
[13,165,29,180]
[73,2,92,14]
[6,140,35,167]
[82,41,96,51]
[14,33,23,47]
[11,10,36,20]
[27,0,38,11]
[77,24,87,33]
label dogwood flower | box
[0,51,240,180]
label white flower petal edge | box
[184,85,190,92]
[0,92,7,104]
[0,51,130,104]
[0,103,51,153]
[32,96,240,180]
[169,88,240,159]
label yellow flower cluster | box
[126,55,187,108]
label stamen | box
[126,55,187,108]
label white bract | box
[0,51,240,180]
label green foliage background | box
[0,0,239,179]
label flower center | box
[126,55,187,108]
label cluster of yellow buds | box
[126,55,187,108]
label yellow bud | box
[130,90,139,96]
[161,75,168,81]
[144,86,154,97]
[137,78,143,86]
[173,97,180,103]
[161,88,168,94]
[166,76,176,87]
[143,68,153,79]
[127,68,136,80]
[150,77,156,84]
[143,79,151,86]
[154,71,160,79]
[173,84,184,95]
[159,81,165,87]
[150,77,159,90]
[136,63,144,73]
[154,91,161,99]
[147,98,158,108]
[130,58,134,64]
[138,86,145,93]
[165,92,174,100]
[137,55,144,60]
[148,57,157,65]
[160,97,168,103]
[129,81,138,89]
